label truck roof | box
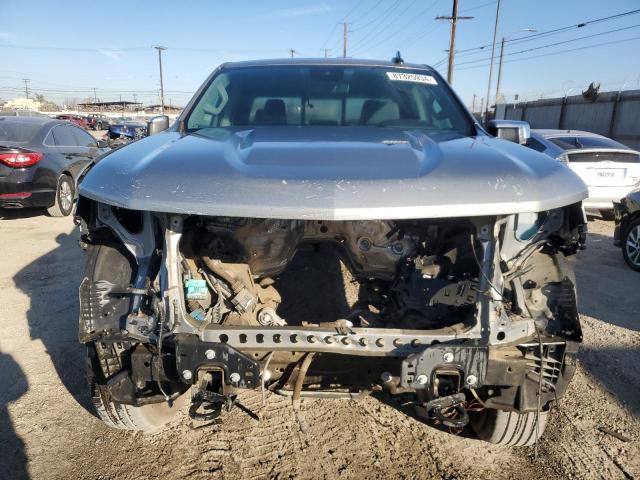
[222,57,433,71]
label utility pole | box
[471,94,477,113]
[22,78,30,99]
[289,48,296,58]
[93,87,97,103]
[495,28,536,105]
[483,0,501,122]
[495,37,505,106]
[342,22,351,58]
[436,1,473,84]
[479,97,484,118]
[322,48,331,58]
[153,46,167,114]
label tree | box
[33,93,60,112]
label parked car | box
[0,116,109,216]
[55,114,89,130]
[85,114,111,130]
[76,58,587,446]
[105,117,147,142]
[522,129,640,218]
[613,187,640,271]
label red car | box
[55,114,88,129]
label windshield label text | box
[386,72,438,85]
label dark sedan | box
[614,188,640,271]
[0,116,109,216]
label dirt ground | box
[0,210,638,480]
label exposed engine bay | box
[178,218,480,331]
[76,197,586,444]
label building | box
[3,97,42,111]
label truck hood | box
[79,126,588,220]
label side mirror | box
[147,115,170,136]
[487,120,531,145]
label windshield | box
[186,65,474,136]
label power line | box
[350,0,440,56]
[396,20,444,53]
[344,0,367,20]
[0,45,148,52]
[352,0,420,52]
[350,0,399,32]
[455,23,640,67]
[459,0,495,14]
[320,23,340,50]
[454,7,640,56]
[348,0,403,51]
[349,0,386,24]
[0,44,279,55]
[456,35,640,72]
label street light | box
[494,28,537,106]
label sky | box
[1,0,639,109]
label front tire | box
[83,240,186,432]
[622,218,640,271]
[47,174,74,217]
[470,409,548,446]
[90,375,186,432]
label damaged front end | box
[76,196,586,441]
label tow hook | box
[189,389,237,422]
[423,393,469,428]
[189,373,259,423]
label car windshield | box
[0,119,41,143]
[548,135,629,151]
[186,65,474,137]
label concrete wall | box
[497,89,640,150]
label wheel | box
[46,174,74,217]
[600,209,615,221]
[622,218,640,271]
[470,409,549,446]
[90,374,187,433]
[83,240,187,432]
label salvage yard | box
[0,211,638,480]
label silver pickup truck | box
[75,58,587,446]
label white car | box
[527,129,640,216]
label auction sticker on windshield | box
[386,72,438,85]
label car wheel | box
[470,408,548,446]
[622,218,640,271]
[83,240,187,432]
[87,344,187,433]
[46,174,75,217]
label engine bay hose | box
[292,352,315,410]
[201,256,250,294]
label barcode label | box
[386,72,438,85]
